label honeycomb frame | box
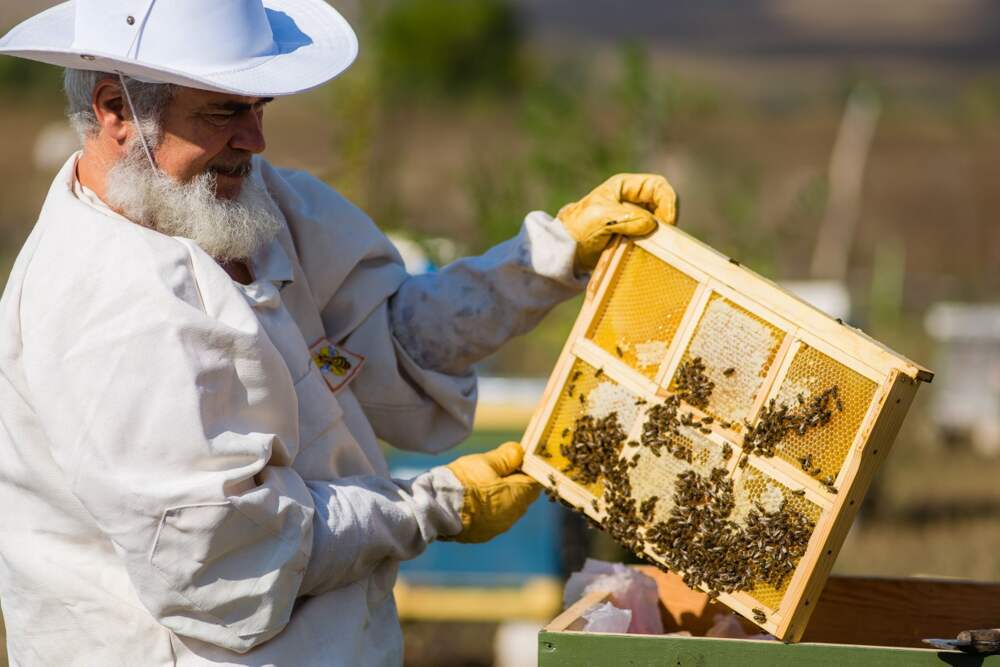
[520,226,932,641]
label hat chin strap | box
[117,71,157,170]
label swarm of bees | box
[644,467,815,598]
[674,357,715,409]
[741,385,843,491]
[546,351,844,619]
[743,386,843,456]
[601,446,644,553]
[639,495,660,523]
[741,399,796,458]
[640,357,723,463]
[560,412,627,486]
[641,396,692,461]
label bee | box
[595,368,604,378]
[635,397,647,406]
[836,399,845,412]
[738,455,749,469]
[752,608,767,624]
[571,370,582,381]
[567,383,575,397]
[562,428,570,437]
[723,367,736,377]
[791,488,805,497]
[547,473,557,487]
[825,485,838,494]
[579,393,586,405]
[702,416,715,425]
[615,345,624,357]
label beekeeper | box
[0,1,677,665]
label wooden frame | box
[539,568,1000,665]
[522,224,932,641]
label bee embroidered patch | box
[309,338,365,392]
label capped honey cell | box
[671,293,786,426]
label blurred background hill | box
[2,2,1000,665]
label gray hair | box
[63,69,175,143]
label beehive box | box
[521,223,933,642]
[539,567,1000,666]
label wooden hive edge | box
[545,589,611,632]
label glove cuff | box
[429,465,470,541]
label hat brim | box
[0,0,358,97]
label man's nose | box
[229,110,267,154]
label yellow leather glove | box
[445,442,541,543]
[558,173,678,271]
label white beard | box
[104,142,282,262]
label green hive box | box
[539,568,1000,666]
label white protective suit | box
[0,153,585,666]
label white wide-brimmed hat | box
[0,0,358,97]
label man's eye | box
[204,112,235,125]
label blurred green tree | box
[0,57,60,93]
[469,44,667,251]
[372,0,523,99]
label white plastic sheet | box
[563,559,664,635]
[581,602,633,634]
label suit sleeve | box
[389,210,586,375]
[269,165,584,454]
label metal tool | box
[924,629,1000,654]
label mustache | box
[208,161,253,178]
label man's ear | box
[92,78,128,145]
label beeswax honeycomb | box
[587,245,698,379]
